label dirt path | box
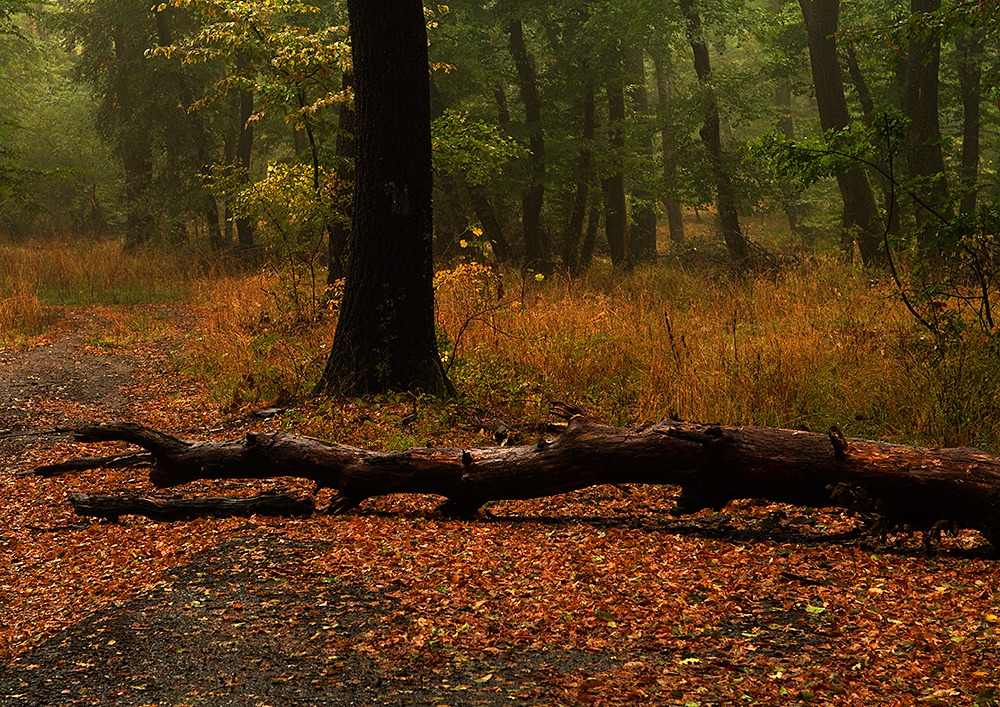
[0,309,135,463]
[0,309,564,705]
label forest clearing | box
[2,0,1000,704]
[2,235,1000,706]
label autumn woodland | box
[3,0,1000,704]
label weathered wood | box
[37,417,1000,546]
[69,491,314,522]
[29,451,153,477]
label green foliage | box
[229,162,348,322]
[177,0,351,131]
[432,111,522,187]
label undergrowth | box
[4,233,1000,450]
[0,238,199,308]
[182,251,1000,451]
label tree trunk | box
[843,43,901,238]
[774,82,802,234]
[327,72,354,285]
[110,26,154,249]
[69,491,313,522]
[234,53,255,250]
[957,29,981,216]
[507,18,549,264]
[45,418,1000,547]
[799,0,884,265]
[678,0,749,260]
[904,0,952,244]
[561,73,595,273]
[602,44,629,268]
[317,0,451,396]
[154,6,224,250]
[625,46,657,264]
[580,205,600,268]
[653,56,685,246]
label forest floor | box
[2,306,1000,706]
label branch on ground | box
[30,411,1000,547]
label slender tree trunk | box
[110,27,154,249]
[843,44,875,120]
[603,44,629,268]
[904,0,952,245]
[561,74,595,273]
[843,43,901,237]
[678,0,749,260]
[774,81,802,234]
[469,187,512,262]
[318,0,451,396]
[121,146,154,249]
[653,56,685,246]
[580,205,600,268]
[507,19,549,264]
[234,54,255,250]
[154,6,223,249]
[625,47,658,263]
[799,0,884,265]
[957,29,981,216]
[327,72,354,285]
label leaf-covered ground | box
[2,307,1000,706]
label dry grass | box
[6,233,1000,451]
[0,289,48,344]
[184,273,335,411]
[181,250,1000,451]
[0,238,198,308]
[437,256,1000,450]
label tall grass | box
[7,234,1000,451]
[0,238,198,306]
[186,252,1000,450]
[436,257,1000,450]
[184,274,335,411]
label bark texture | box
[626,46,658,263]
[44,419,1000,547]
[70,491,313,522]
[317,0,450,396]
[653,56,685,246]
[904,0,952,241]
[508,19,549,264]
[957,29,981,216]
[602,45,629,268]
[561,73,595,273]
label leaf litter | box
[0,306,999,705]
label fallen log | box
[35,417,1000,546]
[69,491,314,521]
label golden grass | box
[183,250,1000,450]
[0,288,47,344]
[6,233,998,451]
[437,257,1000,449]
[0,238,197,307]
[185,273,335,411]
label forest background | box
[0,0,999,445]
